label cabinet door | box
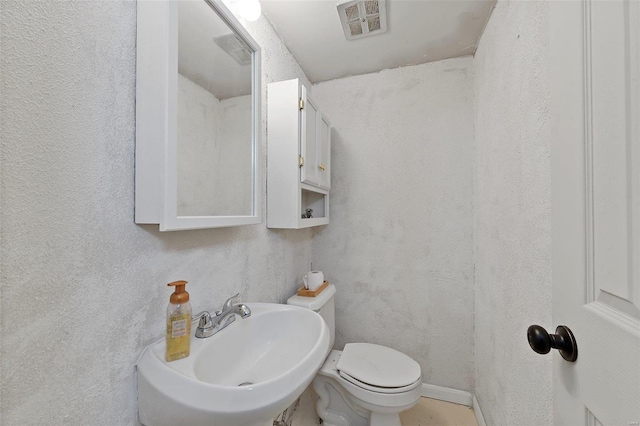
[300,85,320,186]
[317,114,331,190]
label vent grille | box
[213,34,252,66]
[364,1,379,15]
[345,4,359,21]
[337,0,387,40]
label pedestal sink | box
[137,303,330,426]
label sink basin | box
[137,303,330,426]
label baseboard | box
[420,383,473,407]
[420,384,487,424]
[472,395,487,426]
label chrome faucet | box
[192,293,251,339]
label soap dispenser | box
[166,280,192,362]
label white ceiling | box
[178,1,252,100]
[261,0,496,83]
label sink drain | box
[238,382,254,387]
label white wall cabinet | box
[267,79,331,228]
[134,0,262,231]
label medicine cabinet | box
[135,0,261,231]
[267,79,331,229]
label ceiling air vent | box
[337,0,387,41]
[214,34,252,66]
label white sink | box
[137,303,330,426]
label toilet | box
[287,284,422,426]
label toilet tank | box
[287,284,336,349]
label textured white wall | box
[218,94,253,214]
[177,74,224,216]
[177,75,252,216]
[312,57,476,392]
[473,1,552,424]
[0,2,313,425]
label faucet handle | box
[192,311,210,321]
[197,312,212,329]
[222,293,241,310]
[193,311,214,338]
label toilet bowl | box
[287,285,422,426]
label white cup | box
[303,271,324,291]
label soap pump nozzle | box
[168,280,189,304]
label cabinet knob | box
[319,164,326,171]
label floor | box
[399,398,479,426]
[290,387,479,426]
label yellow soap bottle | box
[166,280,192,362]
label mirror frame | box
[135,0,262,231]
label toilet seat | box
[338,371,422,394]
[315,349,423,423]
[336,343,422,394]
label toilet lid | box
[338,370,421,394]
[336,343,421,390]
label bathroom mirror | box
[135,0,261,231]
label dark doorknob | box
[527,325,578,362]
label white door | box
[317,114,331,190]
[550,1,640,425]
[300,85,320,186]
